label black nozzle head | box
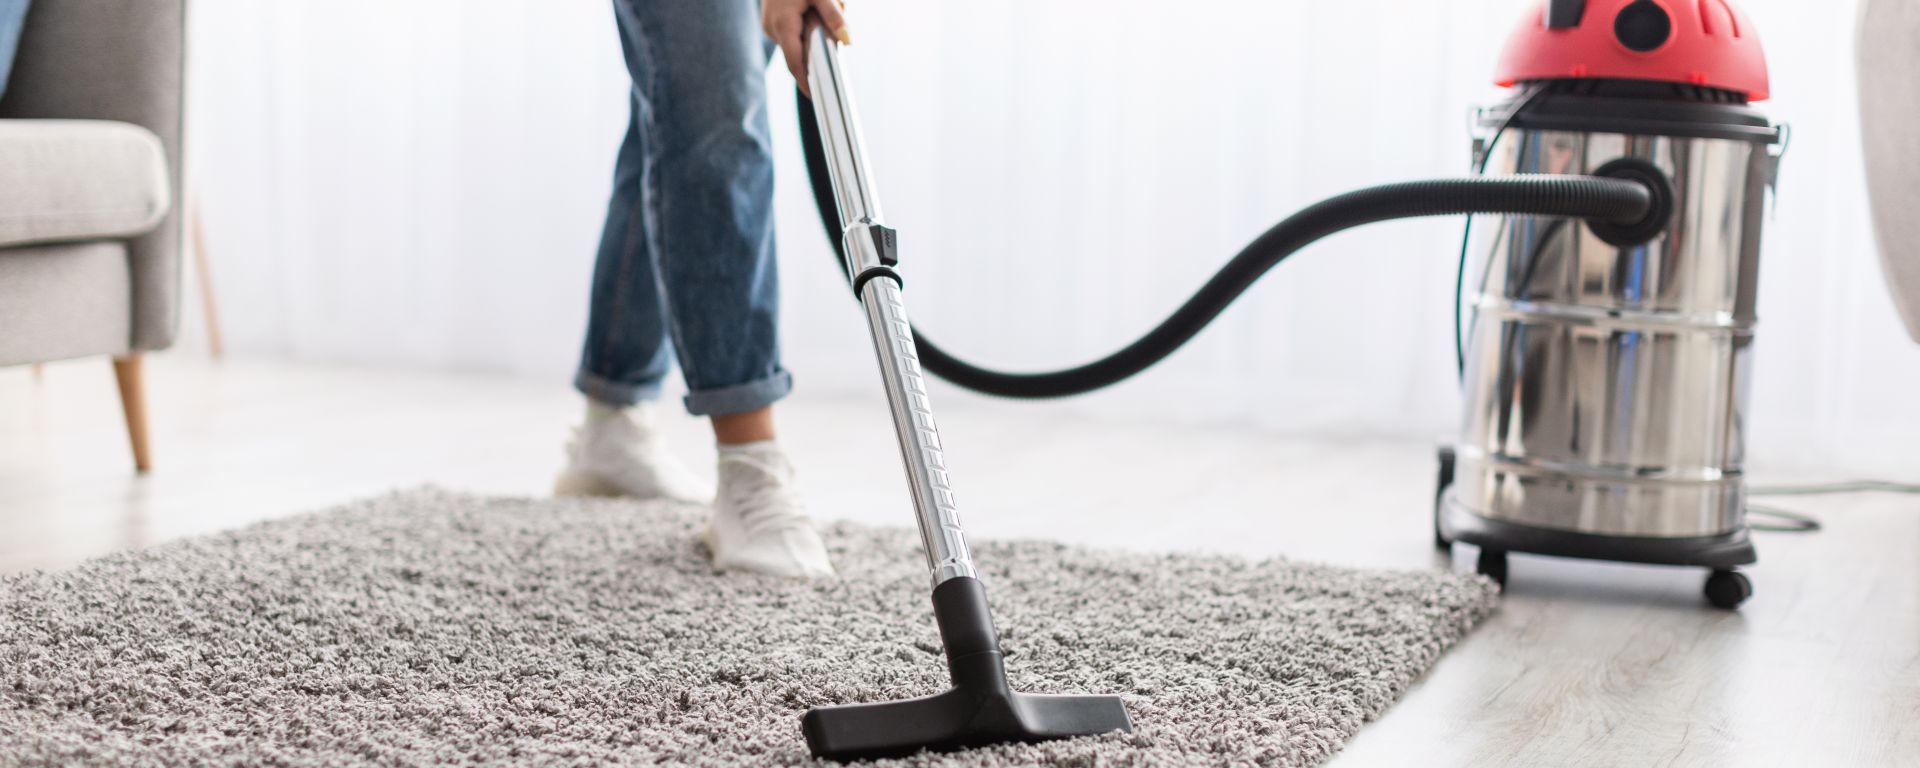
[802,577,1133,761]
[802,685,1133,761]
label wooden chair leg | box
[112,355,152,473]
[189,199,225,359]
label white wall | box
[182,0,1918,475]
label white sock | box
[585,399,639,425]
[717,439,783,465]
[716,441,795,499]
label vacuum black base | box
[803,578,1132,761]
[1440,503,1757,569]
[1433,447,1757,609]
[1441,505,1757,609]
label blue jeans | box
[0,0,28,98]
[575,0,791,417]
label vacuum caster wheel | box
[1475,548,1508,587]
[1433,446,1456,550]
[1704,569,1751,610]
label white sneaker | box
[553,401,713,504]
[701,441,835,579]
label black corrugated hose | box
[797,92,1655,399]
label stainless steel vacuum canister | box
[1440,80,1785,606]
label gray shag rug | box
[0,489,1497,766]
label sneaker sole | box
[553,469,714,506]
[699,525,835,579]
[552,469,628,498]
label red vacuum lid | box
[1493,0,1769,101]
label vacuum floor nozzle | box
[802,578,1133,761]
[801,675,1132,760]
[799,24,1129,758]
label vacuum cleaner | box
[1436,0,1784,611]
[794,0,1780,759]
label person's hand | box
[763,0,849,96]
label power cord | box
[1745,480,1920,533]
[1746,505,1822,533]
[1749,480,1920,496]
[1455,84,1549,378]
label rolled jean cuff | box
[684,368,792,416]
[574,369,665,408]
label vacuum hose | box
[797,94,1661,399]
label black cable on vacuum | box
[1454,84,1549,378]
[799,89,1657,399]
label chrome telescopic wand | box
[803,20,974,588]
[795,19,1133,762]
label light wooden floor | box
[3,358,1915,767]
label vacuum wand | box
[802,16,974,587]
[797,20,1134,761]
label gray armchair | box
[0,0,185,471]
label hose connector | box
[1586,158,1674,246]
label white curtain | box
[183,0,1920,475]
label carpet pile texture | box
[0,489,1498,766]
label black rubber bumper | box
[1441,501,1757,569]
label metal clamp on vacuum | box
[795,0,1783,760]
